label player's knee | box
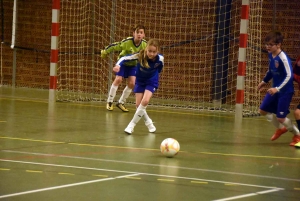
[127,82,134,89]
[141,100,149,106]
[294,109,300,119]
[113,77,122,85]
[258,109,267,116]
[276,117,285,124]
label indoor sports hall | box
[1,0,300,201]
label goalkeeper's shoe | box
[106,102,113,111]
[124,123,135,134]
[116,102,129,112]
[271,127,288,141]
[289,135,300,146]
[145,120,156,133]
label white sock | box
[265,113,283,128]
[143,111,152,124]
[119,86,132,104]
[107,84,118,103]
[131,104,147,124]
[282,118,299,135]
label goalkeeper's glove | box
[101,50,108,58]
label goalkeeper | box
[101,25,147,112]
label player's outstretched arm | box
[100,41,123,59]
[113,65,120,73]
[257,81,266,91]
[100,50,108,58]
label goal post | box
[54,0,263,116]
[235,0,250,119]
[50,0,60,103]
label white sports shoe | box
[145,120,156,133]
[124,123,135,134]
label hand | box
[113,65,120,73]
[267,87,278,96]
[100,50,107,58]
[257,82,266,91]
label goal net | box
[57,0,262,116]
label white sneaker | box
[145,120,156,133]
[124,123,135,134]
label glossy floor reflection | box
[0,86,300,201]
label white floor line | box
[0,159,286,200]
[0,173,140,199]
[3,150,300,182]
[212,188,283,201]
[0,158,138,174]
[0,159,284,190]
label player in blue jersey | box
[257,31,300,146]
[101,25,147,112]
[112,39,164,134]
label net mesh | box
[57,0,263,116]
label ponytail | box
[138,49,150,68]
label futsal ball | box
[160,138,180,157]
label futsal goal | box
[53,0,263,117]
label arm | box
[113,53,139,73]
[275,54,292,91]
[262,70,272,84]
[257,70,272,91]
[158,55,164,73]
[101,37,140,60]
[257,81,267,91]
[101,38,133,58]
[101,41,122,58]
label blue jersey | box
[263,51,294,93]
[116,53,164,87]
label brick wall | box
[1,0,300,108]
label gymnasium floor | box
[0,86,299,201]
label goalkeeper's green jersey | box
[104,37,147,67]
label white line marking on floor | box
[0,159,285,200]
[0,173,140,199]
[3,150,300,182]
[212,188,283,201]
[0,159,283,190]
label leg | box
[294,106,300,130]
[118,86,132,104]
[276,93,300,145]
[106,76,122,111]
[130,90,153,125]
[135,89,156,132]
[277,117,299,135]
[116,76,135,112]
[259,93,288,140]
[141,90,156,132]
[116,71,136,112]
[124,92,144,134]
[278,116,300,146]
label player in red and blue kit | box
[112,39,164,134]
[257,31,300,146]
